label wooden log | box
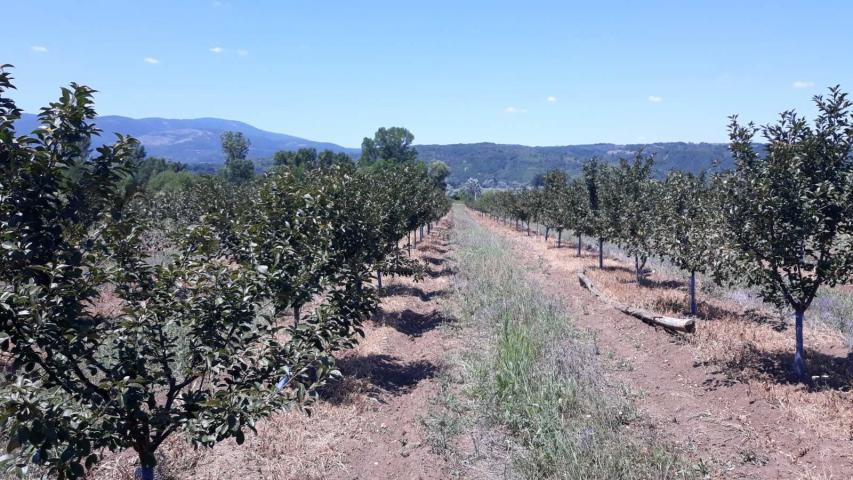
[623,306,695,333]
[577,271,619,307]
[577,270,695,333]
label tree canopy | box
[220,131,254,182]
[360,127,417,165]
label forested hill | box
[14,113,360,163]
[15,113,733,185]
[417,142,734,186]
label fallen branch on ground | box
[577,269,695,333]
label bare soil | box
[473,212,853,479]
[92,217,459,480]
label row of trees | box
[272,147,352,170]
[220,133,357,183]
[120,153,196,194]
[0,66,449,479]
[470,87,853,380]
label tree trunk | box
[794,310,807,379]
[428,223,432,235]
[135,467,155,480]
[689,271,697,316]
[577,234,582,257]
[377,271,383,289]
[557,229,562,248]
[598,238,604,269]
[293,305,300,328]
[135,449,157,480]
[407,232,412,256]
[635,256,641,284]
[545,226,550,241]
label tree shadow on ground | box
[695,305,787,332]
[373,307,453,337]
[417,243,448,254]
[646,297,782,331]
[697,343,853,392]
[639,278,686,290]
[649,296,690,316]
[691,301,738,321]
[380,284,448,302]
[547,240,586,251]
[421,256,445,266]
[426,266,454,278]
[598,265,634,274]
[320,354,440,405]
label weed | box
[442,206,694,479]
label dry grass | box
[90,300,442,479]
[575,250,853,444]
[90,384,379,480]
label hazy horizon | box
[15,111,739,150]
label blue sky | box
[3,0,851,147]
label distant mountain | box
[15,114,360,163]
[15,114,734,185]
[417,142,735,186]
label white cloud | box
[31,45,48,53]
[505,106,527,114]
[648,95,663,103]
[144,57,159,64]
[237,49,249,56]
[210,46,224,54]
[793,80,815,88]
[547,96,557,103]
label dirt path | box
[471,211,853,480]
[92,217,458,480]
[321,216,458,480]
